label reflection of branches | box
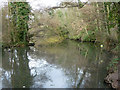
[76,68,87,88]
[31,68,37,78]
[2,71,12,88]
[33,71,50,88]
[2,48,34,88]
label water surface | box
[1,40,113,88]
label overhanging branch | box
[45,2,88,11]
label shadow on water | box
[1,40,114,88]
[2,47,33,88]
[0,46,2,89]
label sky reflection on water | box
[1,40,113,88]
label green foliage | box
[78,0,84,8]
[57,10,63,18]
[70,31,83,40]
[28,2,120,49]
[82,31,96,42]
[107,58,120,71]
[9,2,31,45]
[104,2,119,33]
[70,30,96,42]
[48,10,54,17]
[56,27,69,38]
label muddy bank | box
[102,43,119,89]
[105,70,118,89]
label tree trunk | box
[118,2,120,89]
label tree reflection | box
[71,43,113,88]
[2,41,114,88]
[2,47,33,88]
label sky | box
[0,0,7,9]
[27,0,88,10]
[0,0,88,10]
[0,0,119,10]
[27,0,65,10]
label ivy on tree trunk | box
[8,2,31,46]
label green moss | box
[35,36,64,47]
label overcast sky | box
[27,0,65,10]
[0,0,88,10]
[0,0,119,10]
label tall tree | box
[117,2,120,89]
[8,1,31,45]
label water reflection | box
[2,40,113,88]
[2,47,33,88]
[0,47,2,89]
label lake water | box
[0,40,113,88]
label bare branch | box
[45,1,88,11]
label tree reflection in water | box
[2,40,114,88]
[2,47,33,88]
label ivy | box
[8,2,31,45]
